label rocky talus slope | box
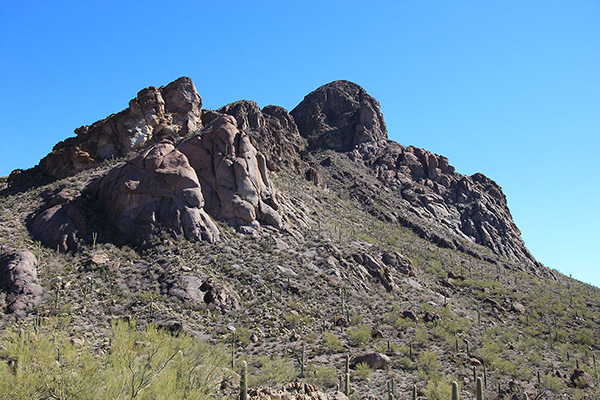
[0,77,598,400]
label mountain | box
[0,77,598,400]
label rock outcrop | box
[199,277,240,313]
[39,77,202,179]
[81,114,284,246]
[89,141,219,244]
[346,140,539,268]
[291,80,387,151]
[249,382,348,400]
[178,115,283,232]
[22,76,540,272]
[28,188,87,252]
[0,249,43,313]
[218,101,307,172]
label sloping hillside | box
[0,77,598,400]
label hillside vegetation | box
[0,165,599,400]
[0,77,598,399]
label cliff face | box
[23,77,540,272]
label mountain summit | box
[18,77,542,275]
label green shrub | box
[354,362,373,381]
[306,364,338,388]
[248,355,296,388]
[348,325,371,347]
[424,378,453,400]
[322,332,344,353]
[0,318,231,400]
[418,351,440,376]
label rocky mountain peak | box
[291,80,387,151]
[38,76,202,179]
[18,77,542,274]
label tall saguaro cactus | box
[476,377,483,400]
[452,381,459,400]
[344,354,351,397]
[240,360,248,400]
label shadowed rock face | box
[345,140,540,270]
[218,101,307,172]
[39,77,202,179]
[89,141,219,244]
[291,80,387,151]
[28,188,87,252]
[0,249,43,313]
[178,115,283,232]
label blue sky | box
[1,1,599,286]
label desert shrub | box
[284,312,309,329]
[541,372,566,394]
[322,332,343,353]
[0,318,231,400]
[424,378,453,400]
[248,355,296,388]
[574,328,594,346]
[354,362,373,381]
[414,326,431,345]
[306,364,338,388]
[347,325,371,347]
[418,350,440,376]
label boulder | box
[351,352,391,370]
[382,251,416,276]
[89,141,219,244]
[199,278,240,313]
[423,311,441,323]
[402,310,418,321]
[38,77,203,179]
[291,80,387,151]
[570,369,594,389]
[511,302,526,314]
[28,188,87,252]
[0,249,43,313]
[178,115,283,232]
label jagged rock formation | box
[218,101,307,172]
[39,77,202,179]
[89,141,219,244]
[0,248,43,313]
[22,76,540,273]
[291,80,387,151]
[353,251,416,291]
[346,140,539,268]
[178,115,283,232]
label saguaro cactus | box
[476,377,483,400]
[452,381,459,400]
[344,354,351,396]
[240,360,248,400]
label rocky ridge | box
[38,77,202,179]
[0,77,598,400]
[16,77,542,276]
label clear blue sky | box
[1,1,599,286]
